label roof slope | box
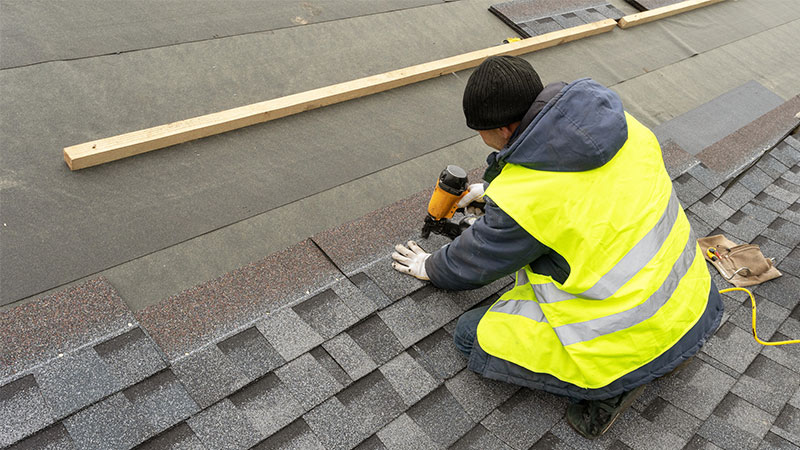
[3,89,800,448]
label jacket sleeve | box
[424,196,556,291]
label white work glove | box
[391,241,430,280]
[457,183,486,217]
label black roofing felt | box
[2,91,800,449]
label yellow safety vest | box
[478,113,710,389]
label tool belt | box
[697,235,781,287]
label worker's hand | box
[391,241,430,280]
[458,183,486,216]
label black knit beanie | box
[462,55,543,130]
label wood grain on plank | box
[63,19,617,170]
[617,0,726,29]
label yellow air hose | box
[719,287,800,346]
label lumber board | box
[63,19,617,170]
[617,0,726,29]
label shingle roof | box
[2,91,799,449]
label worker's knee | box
[453,306,490,358]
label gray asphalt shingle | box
[0,375,54,447]
[275,352,343,411]
[93,327,166,389]
[379,352,438,407]
[170,344,247,410]
[406,385,475,448]
[376,413,438,450]
[62,393,149,450]
[346,314,404,366]
[217,326,284,382]
[229,373,305,438]
[324,333,378,382]
[293,289,359,340]
[33,348,120,419]
[123,369,199,441]
[256,307,324,362]
[445,369,519,422]
[187,399,262,450]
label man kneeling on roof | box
[391,55,723,438]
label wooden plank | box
[64,19,617,170]
[617,0,726,29]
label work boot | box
[566,385,645,439]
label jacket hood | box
[497,78,628,173]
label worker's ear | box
[499,125,515,140]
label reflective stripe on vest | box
[530,191,681,303]
[493,226,697,346]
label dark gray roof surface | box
[2,93,799,450]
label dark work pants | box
[453,306,490,358]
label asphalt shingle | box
[411,328,467,381]
[445,369,519,423]
[742,202,782,229]
[772,138,800,167]
[293,289,359,340]
[406,385,475,448]
[779,248,800,277]
[481,389,568,450]
[378,296,436,348]
[762,218,800,251]
[135,422,205,450]
[349,272,393,311]
[303,397,365,450]
[256,307,324,362]
[187,399,262,449]
[0,375,54,447]
[33,348,119,419]
[757,155,792,181]
[0,277,134,381]
[250,418,325,450]
[8,423,74,450]
[362,256,427,302]
[346,314,404,366]
[639,396,703,440]
[689,193,736,229]
[451,424,514,450]
[731,355,800,416]
[170,344,247,409]
[735,166,774,195]
[123,369,199,439]
[324,333,377,382]
[310,346,352,388]
[702,322,764,374]
[409,287,463,330]
[719,210,769,243]
[338,371,405,437]
[650,357,737,420]
[753,273,800,311]
[229,372,305,438]
[675,173,711,207]
[379,352,438,407]
[275,352,343,411]
[62,393,149,450]
[217,326,284,382]
[93,327,166,388]
[376,413,438,450]
[752,191,792,214]
[720,182,759,211]
[729,295,790,342]
[772,404,800,447]
[332,278,379,320]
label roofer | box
[391,55,723,438]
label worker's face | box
[478,128,509,150]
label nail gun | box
[420,165,478,239]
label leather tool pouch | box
[697,235,782,287]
